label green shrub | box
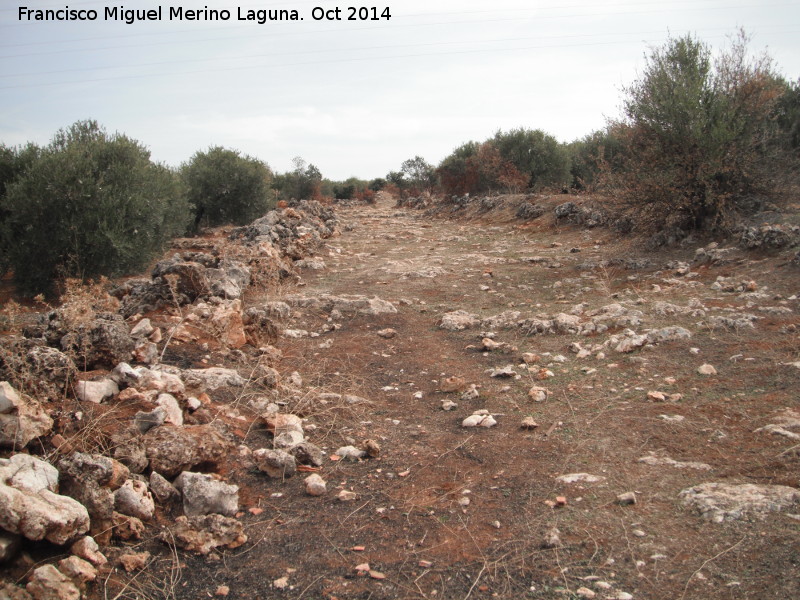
[4,120,191,296]
[606,32,790,233]
[438,141,528,196]
[272,157,323,203]
[775,78,800,151]
[0,143,40,278]
[182,146,273,228]
[566,128,625,191]
[492,128,572,190]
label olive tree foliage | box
[0,142,40,277]
[775,77,800,151]
[606,31,790,233]
[3,121,191,296]
[400,156,437,194]
[273,156,322,202]
[438,141,528,195]
[492,128,572,190]
[566,127,626,191]
[182,146,273,228]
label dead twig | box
[679,537,746,600]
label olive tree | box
[608,31,789,233]
[182,146,273,228]
[4,121,190,295]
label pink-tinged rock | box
[0,455,89,545]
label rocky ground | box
[1,192,799,600]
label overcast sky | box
[2,1,799,180]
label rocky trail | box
[1,193,799,599]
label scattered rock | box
[337,490,358,502]
[754,409,800,440]
[462,410,497,428]
[639,453,711,470]
[460,384,479,401]
[144,425,231,478]
[74,378,119,404]
[54,454,129,517]
[289,441,325,467]
[63,314,136,369]
[304,473,327,496]
[680,482,800,523]
[0,342,77,402]
[617,492,637,505]
[440,376,467,393]
[439,310,480,331]
[26,564,80,600]
[0,455,89,545]
[697,363,718,376]
[362,439,381,458]
[112,511,145,540]
[182,367,247,392]
[69,536,107,566]
[155,393,183,426]
[134,406,167,434]
[58,555,97,587]
[0,381,54,448]
[149,471,181,504]
[556,473,606,484]
[520,417,539,430]
[165,514,247,555]
[527,387,549,402]
[253,449,297,478]
[542,527,561,548]
[441,400,458,411]
[489,365,517,378]
[335,446,367,460]
[118,550,150,572]
[114,479,155,521]
[377,328,397,339]
[174,471,239,517]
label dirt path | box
[51,197,800,600]
[157,196,798,599]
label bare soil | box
[5,193,800,599]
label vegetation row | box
[1,32,797,296]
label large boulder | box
[181,367,246,392]
[0,381,54,449]
[439,310,480,331]
[0,340,77,402]
[206,260,251,299]
[114,479,155,521]
[26,564,81,600]
[0,454,90,545]
[58,313,135,369]
[680,482,800,523]
[151,258,210,301]
[57,453,129,543]
[174,471,239,517]
[144,425,231,478]
[209,299,247,349]
[162,514,247,555]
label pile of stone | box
[554,201,607,228]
